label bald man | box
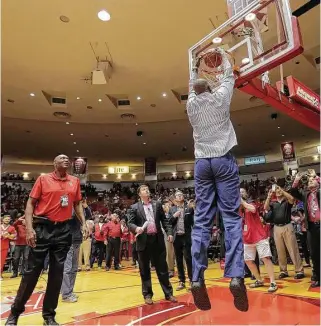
[186,48,248,312]
[6,155,89,326]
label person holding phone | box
[290,171,320,287]
[264,185,304,280]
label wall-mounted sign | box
[280,141,296,162]
[108,166,129,174]
[317,145,321,155]
[244,156,266,166]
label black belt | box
[147,233,157,236]
[275,223,290,227]
[309,221,320,225]
[108,236,120,240]
[33,216,71,225]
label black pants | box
[12,245,29,275]
[106,237,120,268]
[11,220,71,319]
[132,241,138,263]
[308,222,320,282]
[121,240,129,260]
[90,240,104,268]
[299,231,310,265]
[137,234,173,299]
[173,234,192,283]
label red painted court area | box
[65,286,320,325]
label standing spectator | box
[168,191,194,291]
[90,215,106,269]
[104,214,122,271]
[291,172,320,287]
[240,189,277,293]
[5,154,89,326]
[264,186,304,280]
[127,185,176,305]
[1,216,17,280]
[78,218,95,271]
[120,219,130,261]
[61,198,92,302]
[11,216,28,278]
[163,200,175,278]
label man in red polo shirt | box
[5,154,89,326]
[104,213,122,271]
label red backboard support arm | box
[239,78,320,131]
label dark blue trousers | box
[192,153,244,281]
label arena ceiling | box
[1,0,320,167]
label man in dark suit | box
[127,185,177,305]
[168,191,194,291]
[290,172,320,288]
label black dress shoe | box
[191,281,211,311]
[10,274,18,279]
[5,313,19,325]
[229,277,249,312]
[43,317,60,325]
[311,281,320,288]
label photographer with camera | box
[264,184,304,280]
[290,171,320,288]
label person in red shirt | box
[240,188,277,293]
[1,215,17,280]
[104,213,122,270]
[5,154,89,326]
[11,216,29,278]
[90,215,106,269]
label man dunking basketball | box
[186,48,248,312]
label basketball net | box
[196,48,235,91]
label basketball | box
[203,52,223,68]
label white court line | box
[125,304,185,326]
[33,293,44,310]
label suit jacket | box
[127,200,172,251]
[290,187,320,230]
[168,204,194,243]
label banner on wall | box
[280,142,296,162]
[71,157,88,177]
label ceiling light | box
[162,93,167,97]
[135,123,138,126]
[281,134,285,137]
[313,155,319,161]
[98,10,111,21]
[317,145,321,154]
[212,37,222,44]
[76,97,80,100]
[137,96,141,100]
[277,126,281,129]
[66,122,70,125]
[70,133,74,136]
[73,142,77,145]
[30,93,35,97]
[98,99,102,102]
[143,142,146,145]
[76,150,79,153]
[245,13,256,21]
[241,58,250,65]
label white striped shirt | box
[186,65,237,159]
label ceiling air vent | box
[42,91,67,108]
[118,99,131,106]
[180,94,188,101]
[53,112,71,119]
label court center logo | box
[1,291,44,319]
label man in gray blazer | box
[127,185,177,305]
[168,191,194,291]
